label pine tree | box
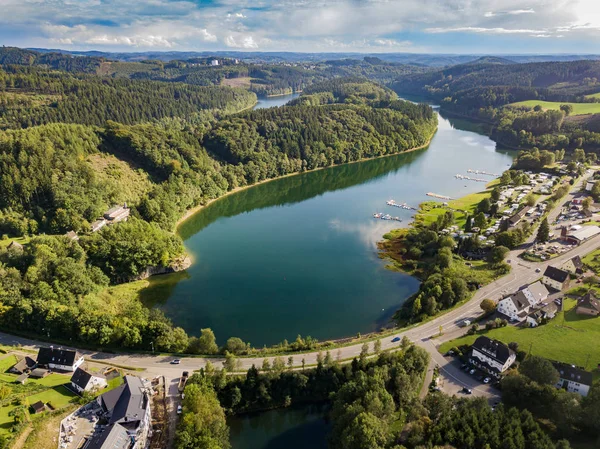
[537,217,550,242]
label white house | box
[36,347,84,372]
[470,336,516,377]
[70,367,107,394]
[525,301,559,327]
[497,291,531,322]
[553,362,593,397]
[541,266,571,291]
[561,256,584,275]
[522,281,550,307]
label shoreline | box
[174,130,437,231]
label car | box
[444,350,455,357]
[460,363,467,369]
[483,377,491,384]
[461,387,472,394]
[535,268,541,273]
[181,393,185,400]
[391,337,401,343]
[170,359,181,365]
[469,369,476,375]
[507,259,511,263]
[177,405,182,414]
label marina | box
[454,174,488,182]
[373,212,402,222]
[467,169,499,177]
[426,192,455,200]
[386,200,418,210]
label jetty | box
[386,200,418,211]
[373,213,402,222]
[426,192,454,200]
[454,174,487,183]
[467,169,499,177]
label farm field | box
[508,100,600,115]
[439,299,600,377]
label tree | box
[374,339,382,354]
[195,328,219,354]
[520,355,560,385]
[478,198,491,213]
[473,212,486,229]
[223,337,247,355]
[480,299,497,314]
[560,104,573,116]
[592,181,600,202]
[537,218,550,243]
[582,197,593,211]
[487,245,509,264]
[223,351,237,372]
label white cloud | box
[225,35,259,48]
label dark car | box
[461,387,472,394]
[391,337,401,343]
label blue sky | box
[1,0,600,54]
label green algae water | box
[146,99,513,347]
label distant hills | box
[23,47,600,67]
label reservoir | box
[148,101,514,347]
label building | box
[497,291,531,322]
[65,230,79,241]
[71,368,108,394]
[7,241,24,252]
[30,401,46,414]
[104,204,130,223]
[97,376,152,449]
[585,180,595,191]
[37,347,84,372]
[526,301,559,327]
[508,206,531,227]
[470,336,516,377]
[84,423,130,449]
[29,368,50,378]
[561,255,584,275]
[91,219,107,232]
[522,281,549,307]
[541,266,570,291]
[561,225,600,245]
[553,362,593,396]
[9,356,37,375]
[210,59,219,66]
[576,291,600,316]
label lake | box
[147,100,514,347]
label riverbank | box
[174,131,437,230]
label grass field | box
[584,92,600,99]
[221,77,252,88]
[0,236,30,249]
[508,100,600,116]
[582,248,600,274]
[26,386,77,410]
[440,299,600,375]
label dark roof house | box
[37,347,81,368]
[71,368,105,392]
[577,291,600,316]
[29,368,49,378]
[84,423,130,449]
[472,336,514,365]
[552,362,593,388]
[30,401,45,414]
[98,376,149,432]
[543,266,570,283]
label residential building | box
[91,219,107,232]
[553,362,593,396]
[30,401,46,414]
[576,291,600,316]
[36,347,84,372]
[497,291,531,322]
[210,59,219,66]
[522,281,549,307]
[104,204,130,223]
[585,180,595,191]
[7,241,23,252]
[541,266,571,291]
[469,336,516,377]
[526,301,559,327]
[97,375,152,449]
[508,206,531,227]
[29,368,49,378]
[84,423,131,449]
[561,255,584,275]
[71,368,108,394]
[9,356,37,375]
[65,230,79,241]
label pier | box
[467,169,499,177]
[373,213,402,222]
[454,174,487,183]
[386,200,418,210]
[426,192,454,200]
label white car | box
[469,369,476,375]
[177,405,183,414]
[483,377,491,384]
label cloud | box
[225,35,259,48]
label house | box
[508,206,531,227]
[210,59,219,66]
[553,362,593,397]
[15,373,28,384]
[7,241,23,252]
[497,291,531,322]
[576,291,600,316]
[10,356,37,375]
[70,368,108,394]
[522,281,550,307]
[37,347,84,372]
[541,266,570,291]
[65,231,79,241]
[84,423,131,449]
[561,256,584,275]
[91,219,107,232]
[526,301,559,327]
[97,376,152,448]
[30,401,46,414]
[470,336,516,377]
[29,368,49,378]
[104,204,130,223]
[585,180,595,191]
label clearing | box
[508,100,600,116]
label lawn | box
[582,247,600,274]
[29,374,70,388]
[0,236,30,248]
[0,355,17,372]
[26,386,77,409]
[508,100,600,116]
[584,92,600,99]
[440,299,600,373]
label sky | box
[1,0,600,54]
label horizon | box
[1,0,599,54]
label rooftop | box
[543,266,570,283]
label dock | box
[386,200,418,210]
[455,174,487,183]
[467,169,499,177]
[373,213,402,222]
[426,192,454,200]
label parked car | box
[483,377,491,384]
[170,359,181,365]
[391,337,401,343]
[177,405,183,414]
[535,268,541,273]
[461,387,472,394]
[445,350,455,357]
[469,369,476,375]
